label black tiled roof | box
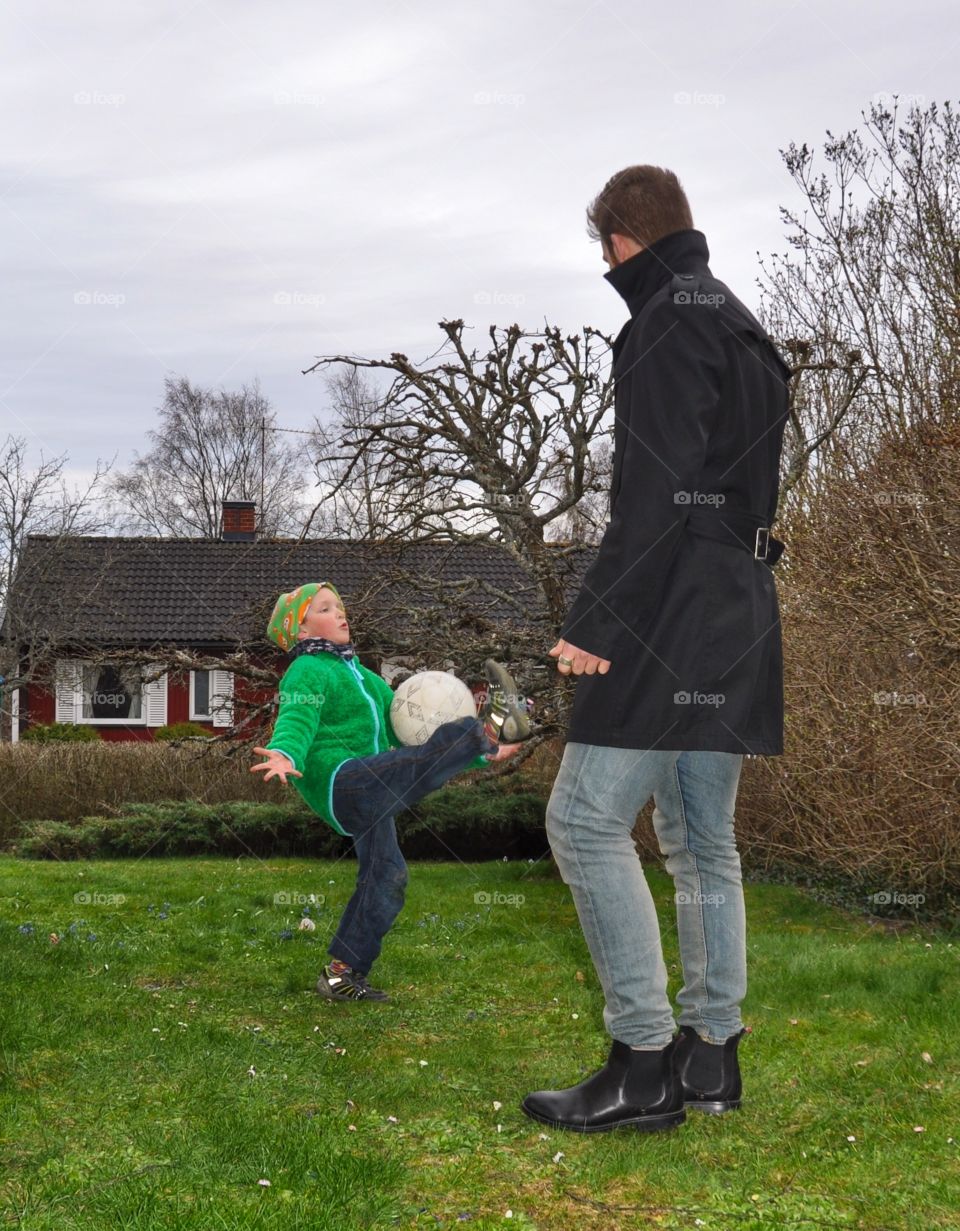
[0,534,594,650]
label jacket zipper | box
[346,658,383,752]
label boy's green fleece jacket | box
[265,652,490,836]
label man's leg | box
[545,741,681,1049]
[650,750,746,1043]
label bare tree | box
[0,435,119,739]
[740,97,960,905]
[758,97,960,522]
[309,368,430,538]
[302,320,616,622]
[0,436,115,611]
[545,435,613,546]
[108,375,308,538]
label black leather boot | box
[520,1036,686,1133]
[672,1024,748,1113]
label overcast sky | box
[2,0,951,506]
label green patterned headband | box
[266,581,342,651]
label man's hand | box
[250,747,303,785]
[548,638,611,676]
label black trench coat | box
[559,228,791,756]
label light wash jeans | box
[545,742,746,1050]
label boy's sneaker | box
[479,659,532,744]
[316,963,390,1002]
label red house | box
[0,502,575,743]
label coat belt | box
[684,504,785,567]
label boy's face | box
[298,586,350,643]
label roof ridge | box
[21,532,589,548]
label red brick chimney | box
[221,500,257,542]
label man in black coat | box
[521,165,792,1133]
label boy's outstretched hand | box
[486,742,522,763]
[250,747,303,785]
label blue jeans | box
[545,742,746,1049]
[327,715,497,976]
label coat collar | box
[604,228,712,319]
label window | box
[80,663,143,723]
[190,670,212,720]
[58,658,165,727]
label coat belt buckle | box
[754,526,770,560]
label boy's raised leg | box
[319,716,494,997]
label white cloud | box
[2,0,954,478]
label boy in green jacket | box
[251,581,531,1002]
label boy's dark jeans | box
[328,715,497,976]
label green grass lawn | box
[0,855,957,1231]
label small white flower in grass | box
[387,1115,398,1123]
[497,1124,502,1133]
[914,1125,925,1133]
[847,1135,856,1142]
[419,1059,428,1067]
[493,1101,502,1111]
[922,1052,933,1064]
[151,1028,161,1033]
[348,1124,357,1131]
[258,1179,270,1187]
[572,1013,579,1020]
[538,1133,548,1140]
[505,1213,513,1220]
[552,1151,564,1163]
[247,1066,257,1077]
[299,918,316,932]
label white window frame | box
[55,658,167,727]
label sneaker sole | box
[483,660,532,742]
[316,980,389,1003]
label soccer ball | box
[389,671,478,746]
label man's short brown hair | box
[586,165,694,251]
